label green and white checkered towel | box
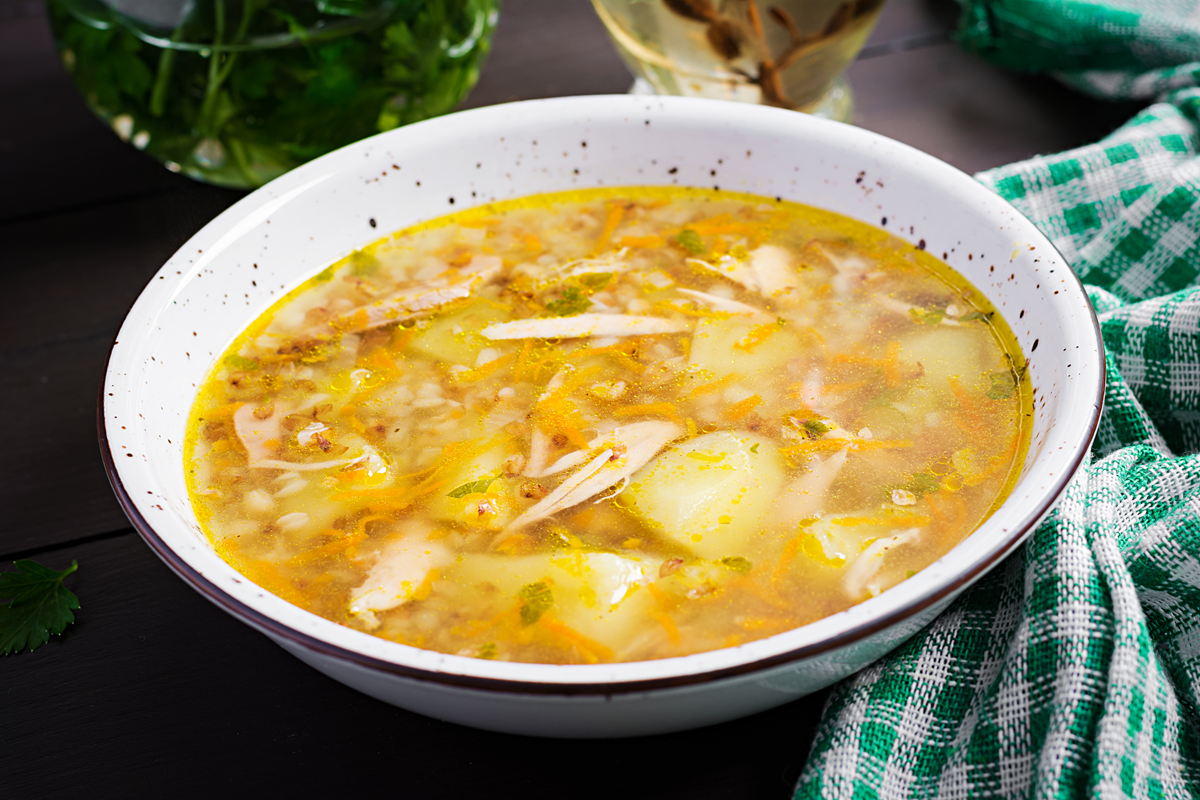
[795,4,1200,797]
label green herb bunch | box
[48,0,498,188]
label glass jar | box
[590,0,884,122]
[47,0,499,188]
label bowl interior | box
[102,96,1102,687]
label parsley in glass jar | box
[48,0,499,188]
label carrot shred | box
[724,394,763,421]
[538,615,614,663]
[831,513,933,527]
[619,235,666,249]
[925,492,949,528]
[654,300,720,318]
[216,539,307,606]
[591,201,628,256]
[613,402,683,422]
[205,401,245,419]
[884,341,902,387]
[568,339,646,373]
[948,376,981,421]
[778,438,912,457]
[287,530,369,567]
[652,611,681,645]
[821,380,872,395]
[688,372,741,398]
[450,351,516,383]
[412,567,439,602]
[735,322,780,352]
[830,353,887,368]
[390,324,417,354]
[773,534,806,586]
[511,340,535,383]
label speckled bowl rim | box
[99,95,1105,695]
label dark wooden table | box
[1,1,1131,796]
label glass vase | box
[48,0,500,189]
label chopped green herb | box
[0,560,80,656]
[960,310,993,322]
[447,473,500,498]
[578,272,613,290]
[717,556,753,573]
[986,371,1016,400]
[546,286,592,317]
[909,307,946,325]
[802,419,832,438]
[674,228,706,255]
[348,251,380,277]
[477,642,498,660]
[896,472,940,498]
[223,354,260,372]
[518,581,554,626]
[864,388,900,412]
[750,443,760,454]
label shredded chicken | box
[481,314,687,340]
[506,420,684,531]
[747,245,802,301]
[232,402,374,472]
[776,445,850,526]
[686,245,802,302]
[524,369,573,478]
[556,251,631,280]
[675,288,773,320]
[329,255,502,334]
[348,530,453,629]
[842,527,921,599]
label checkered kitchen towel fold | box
[795,6,1200,799]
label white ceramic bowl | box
[100,95,1103,738]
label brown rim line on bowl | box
[99,95,1103,738]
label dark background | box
[0,0,1129,796]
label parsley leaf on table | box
[0,560,80,655]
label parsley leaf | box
[986,371,1016,400]
[223,354,260,372]
[578,272,613,290]
[546,286,592,317]
[674,228,706,255]
[909,307,945,325]
[518,581,553,625]
[0,560,80,655]
[801,419,832,438]
[447,473,500,498]
[895,472,940,498]
[960,310,993,323]
[717,556,753,573]
[477,642,498,660]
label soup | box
[185,187,1031,665]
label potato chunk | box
[424,441,519,530]
[451,552,657,653]
[409,300,510,365]
[624,431,785,558]
[688,317,799,380]
[897,326,988,392]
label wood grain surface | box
[0,0,1128,796]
